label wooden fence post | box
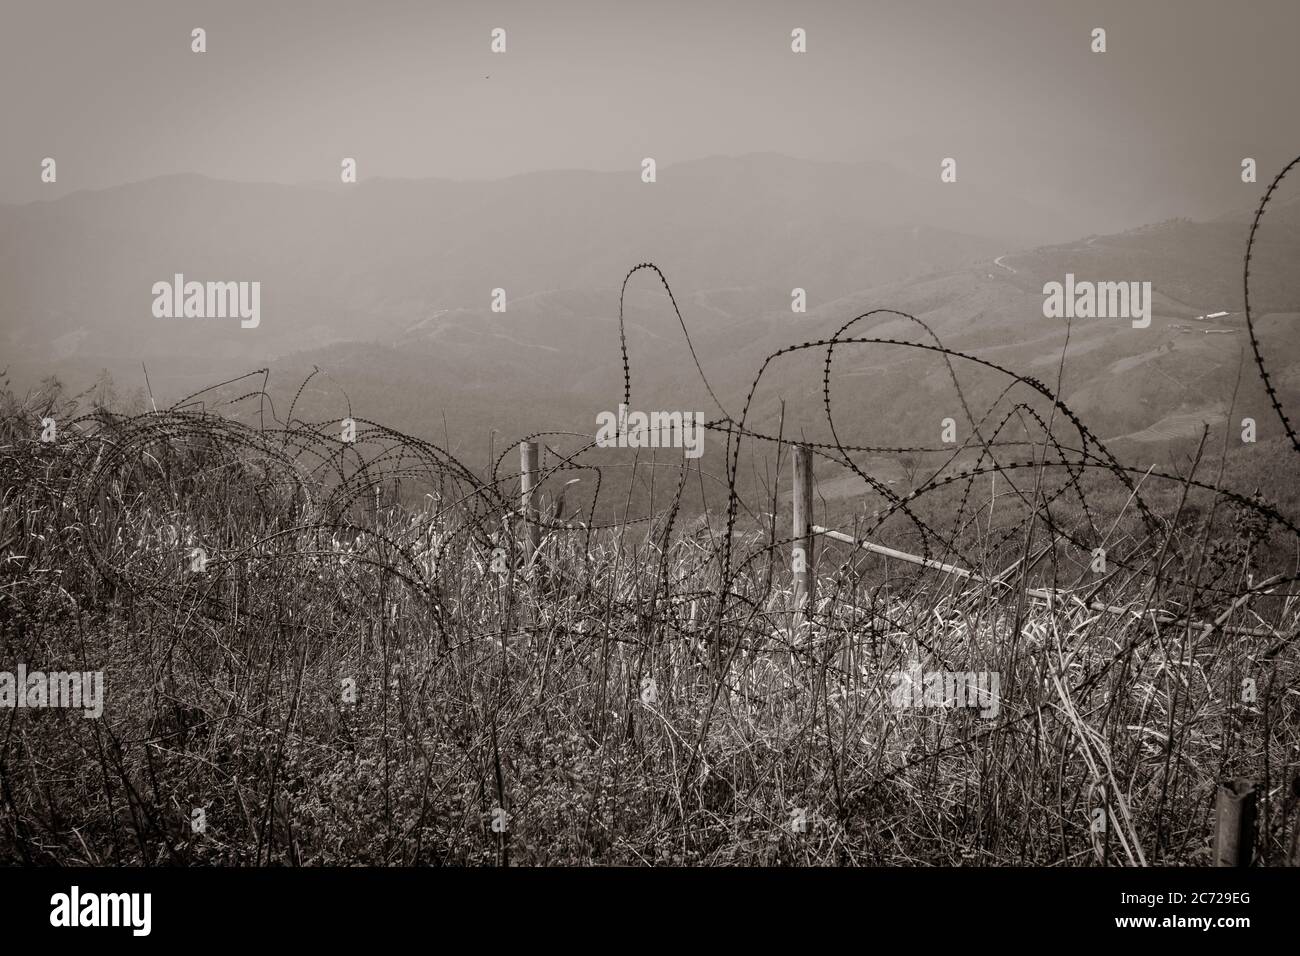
[520,441,540,562]
[792,445,815,618]
[1214,777,1256,866]
[1289,775,1300,866]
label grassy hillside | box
[2,382,1297,866]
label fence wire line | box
[4,159,1297,669]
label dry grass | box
[1,383,1298,866]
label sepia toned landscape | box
[1,1,1298,876]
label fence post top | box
[1218,778,1256,797]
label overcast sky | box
[2,0,1297,231]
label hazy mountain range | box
[2,153,1297,475]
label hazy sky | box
[2,0,1298,229]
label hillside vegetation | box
[2,378,1298,866]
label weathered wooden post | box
[1289,775,1300,866]
[1214,777,1256,866]
[520,440,540,561]
[792,445,815,619]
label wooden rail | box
[814,524,1282,637]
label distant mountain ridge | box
[0,153,1051,372]
[1,155,1296,467]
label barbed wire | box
[3,158,1297,667]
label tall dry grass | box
[1,383,1297,866]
